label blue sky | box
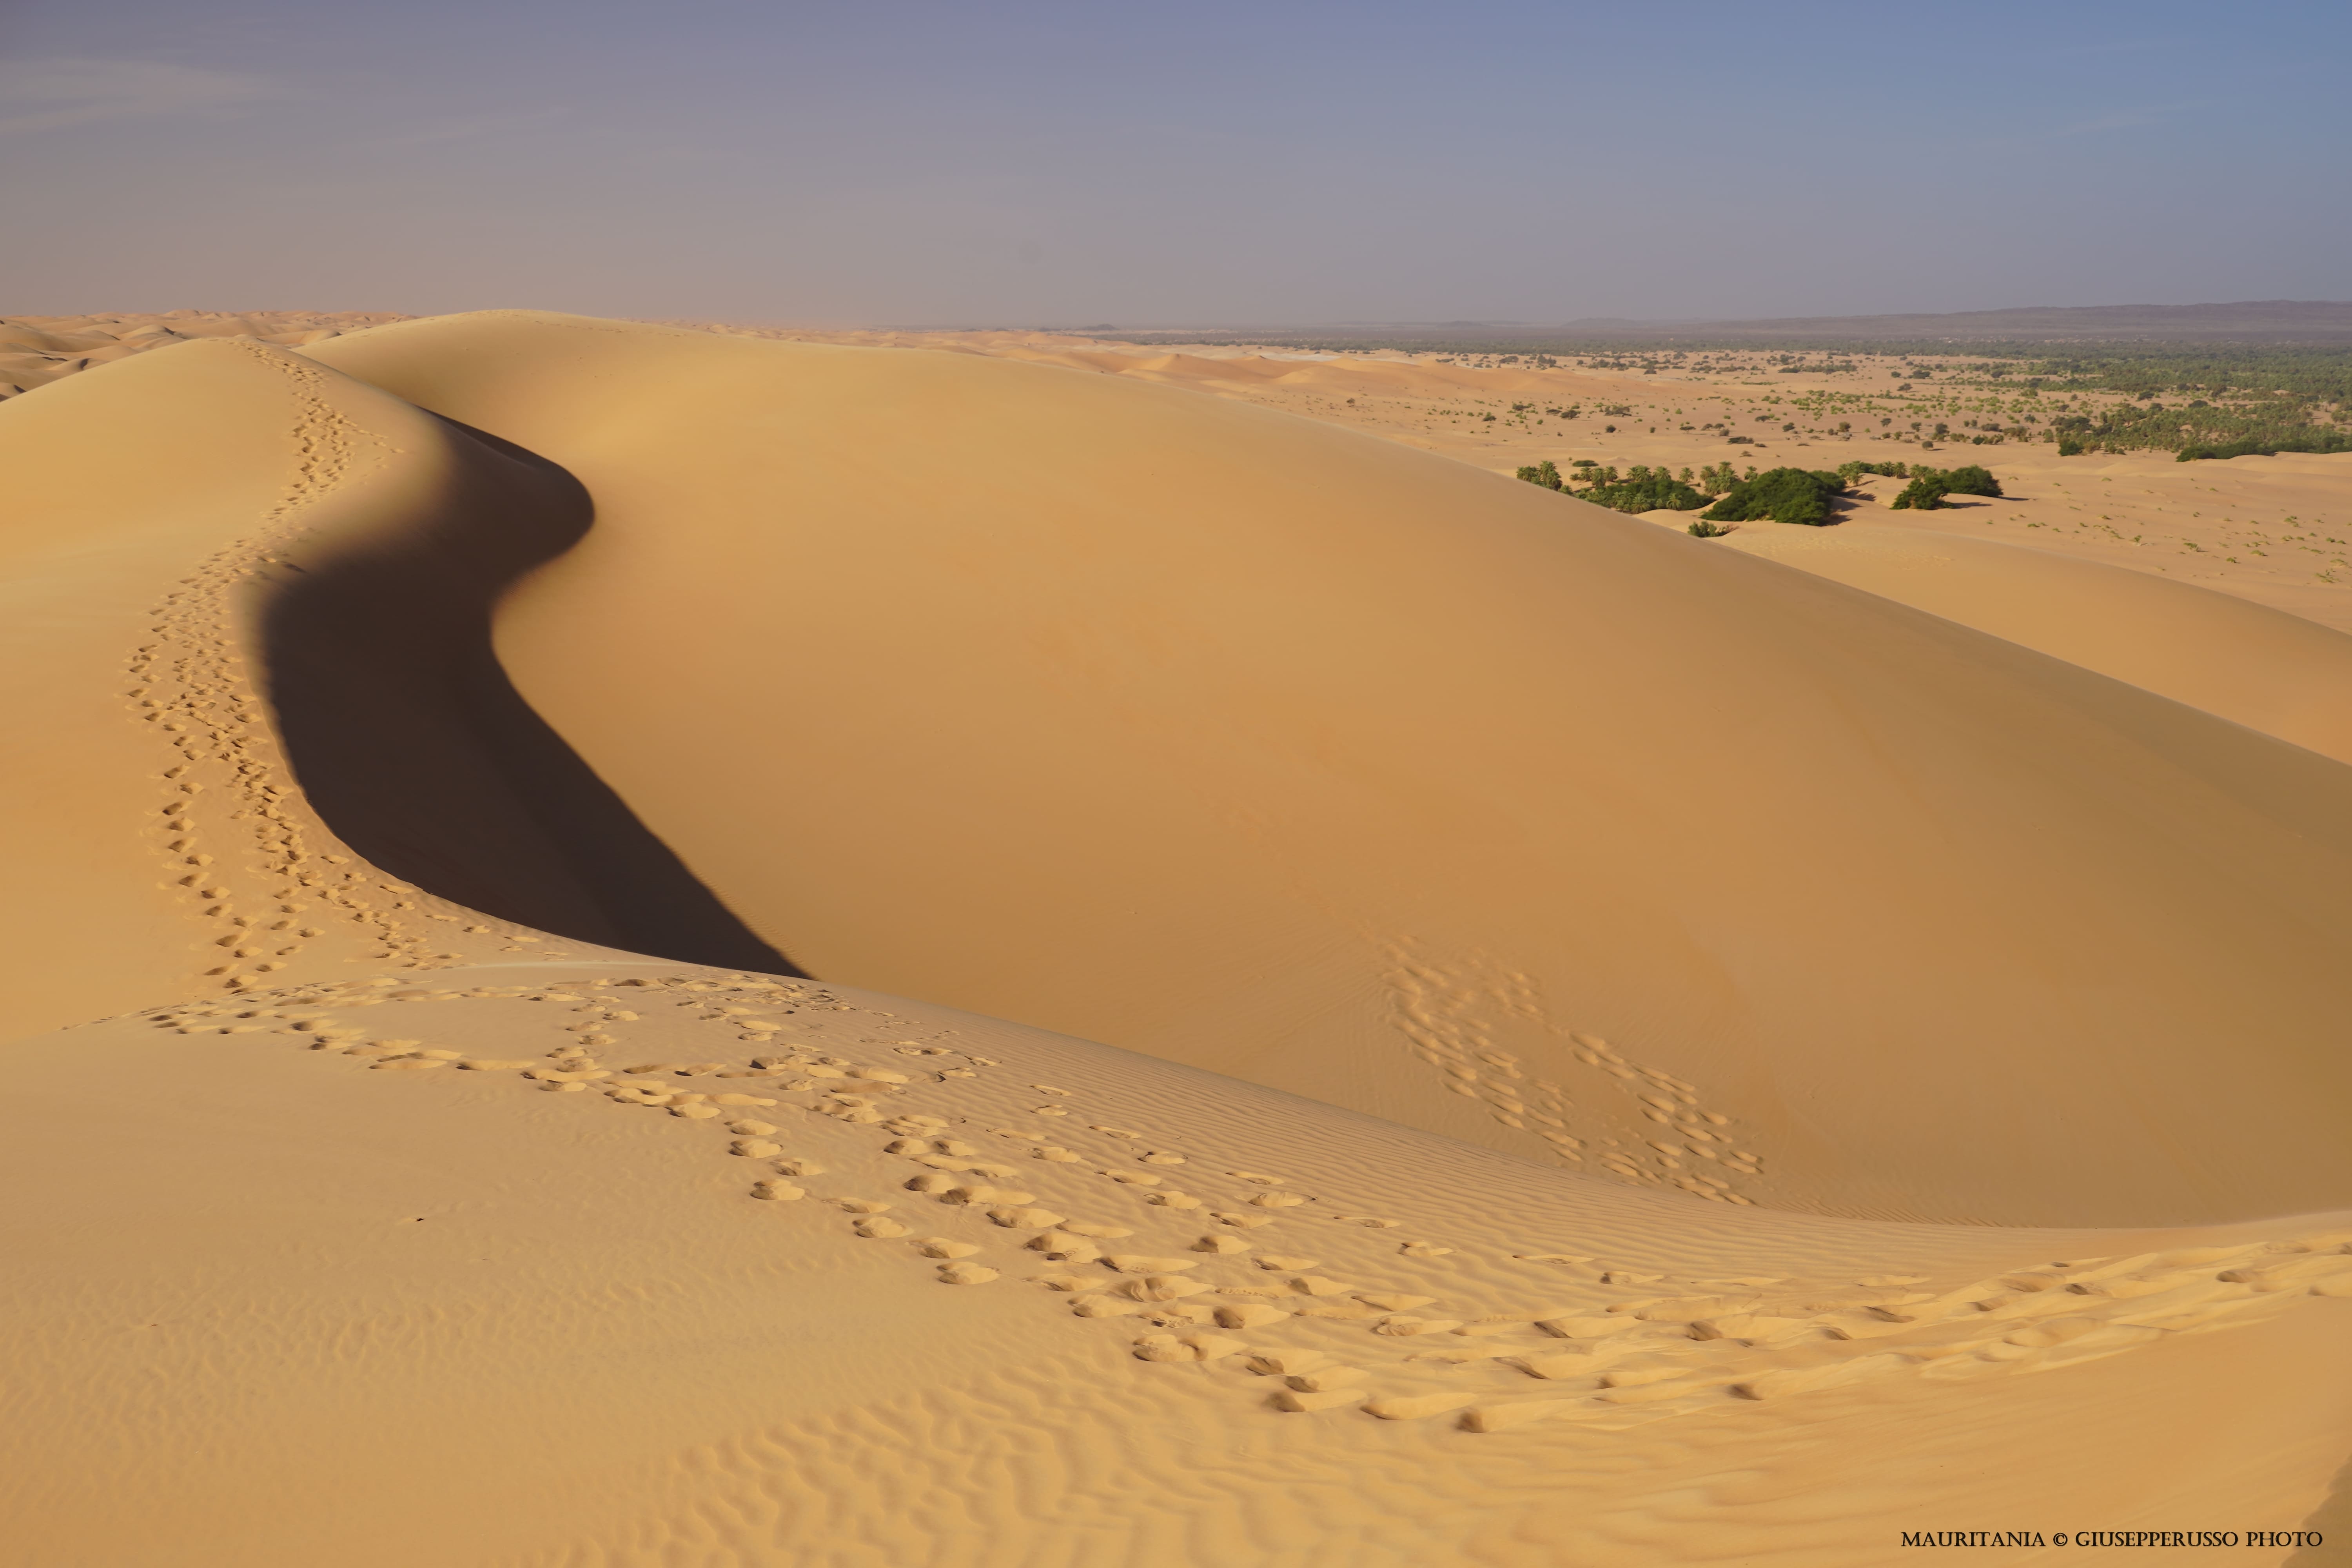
[3,0,2346,323]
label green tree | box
[1700,467,1849,527]
[1579,470,1708,513]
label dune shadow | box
[258,415,804,976]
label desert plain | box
[2,307,2347,1566]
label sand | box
[1,313,2345,1565]
[684,321,2352,633]
[0,309,407,400]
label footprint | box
[1365,1393,1476,1421]
[1284,1366,1370,1393]
[1535,1316,1637,1339]
[750,1180,805,1201]
[1104,1255,1201,1274]
[1213,1302,1291,1329]
[937,1263,997,1285]
[913,1238,980,1259]
[1460,1401,1574,1433]
[1502,1352,1605,1380]
[1272,1388,1361,1413]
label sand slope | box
[309,311,2352,1228]
[1714,514,2352,766]
[7,969,2347,1567]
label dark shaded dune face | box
[311,313,2352,1229]
[257,411,799,977]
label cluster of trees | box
[1700,467,1851,527]
[1889,465,2003,510]
[1696,460,1749,495]
[1580,468,1706,513]
[1837,460,1911,481]
[2020,346,2352,457]
[2022,345,2352,405]
[1518,459,1706,512]
[2177,432,2352,462]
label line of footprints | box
[136,970,2352,1436]
[1384,941,1768,1203]
[124,343,562,1007]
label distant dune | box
[1,312,2345,1565]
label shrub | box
[1890,464,2002,510]
[2057,435,2085,456]
[1688,519,1734,537]
[1700,467,1847,527]
[1515,459,1564,490]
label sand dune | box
[312,310,2352,1229]
[2,311,2346,1564]
[0,309,404,399]
[699,321,2352,634]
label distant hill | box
[1113,301,2352,350]
[1547,301,2352,345]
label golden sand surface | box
[0,314,2345,1565]
[700,321,2352,635]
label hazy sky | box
[4,0,2347,324]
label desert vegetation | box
[1700,467,1852,527]
[1890,465,2004,510]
